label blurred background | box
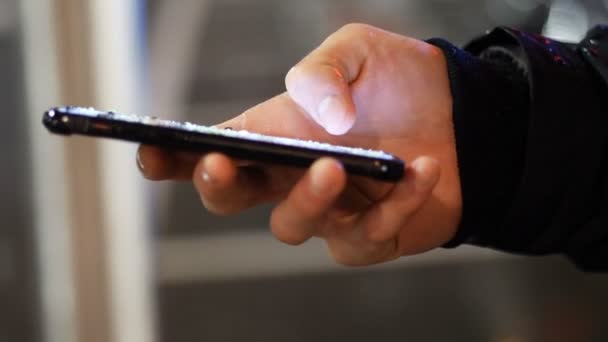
[3,0,608,341]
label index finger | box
[218,93,335,143]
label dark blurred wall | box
[0,1,41,341]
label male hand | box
[138,24,462,266]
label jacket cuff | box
[433,27,608,272]
[470,28,608,256]
[427,36,530,248]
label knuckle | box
[285,60,343,91]
[321,23,371,48]
[284,65,305,90]
[338,22,373,36]
[284,65,297,82]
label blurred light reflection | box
[543,0,589,42]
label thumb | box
[285,24,372,135]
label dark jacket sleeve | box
[428,26,608,272]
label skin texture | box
[137,23,462,266]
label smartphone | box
[42,106,405,181]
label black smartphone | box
[42,106,405,181]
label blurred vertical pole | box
[19,0,78,341]
[87,0,157,342]
[53,0,114,341]
[23,0,156,340]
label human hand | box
[138,24,462,265]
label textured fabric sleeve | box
[429,27,608,272]
[426,36,530,248]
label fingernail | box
[310,159,337,196]
[201,157,217,184]
[201,168,216,184]
[414,157,439,188]
[317,96,349,135]
[136,151,145,174]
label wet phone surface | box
[42,106,405,182]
